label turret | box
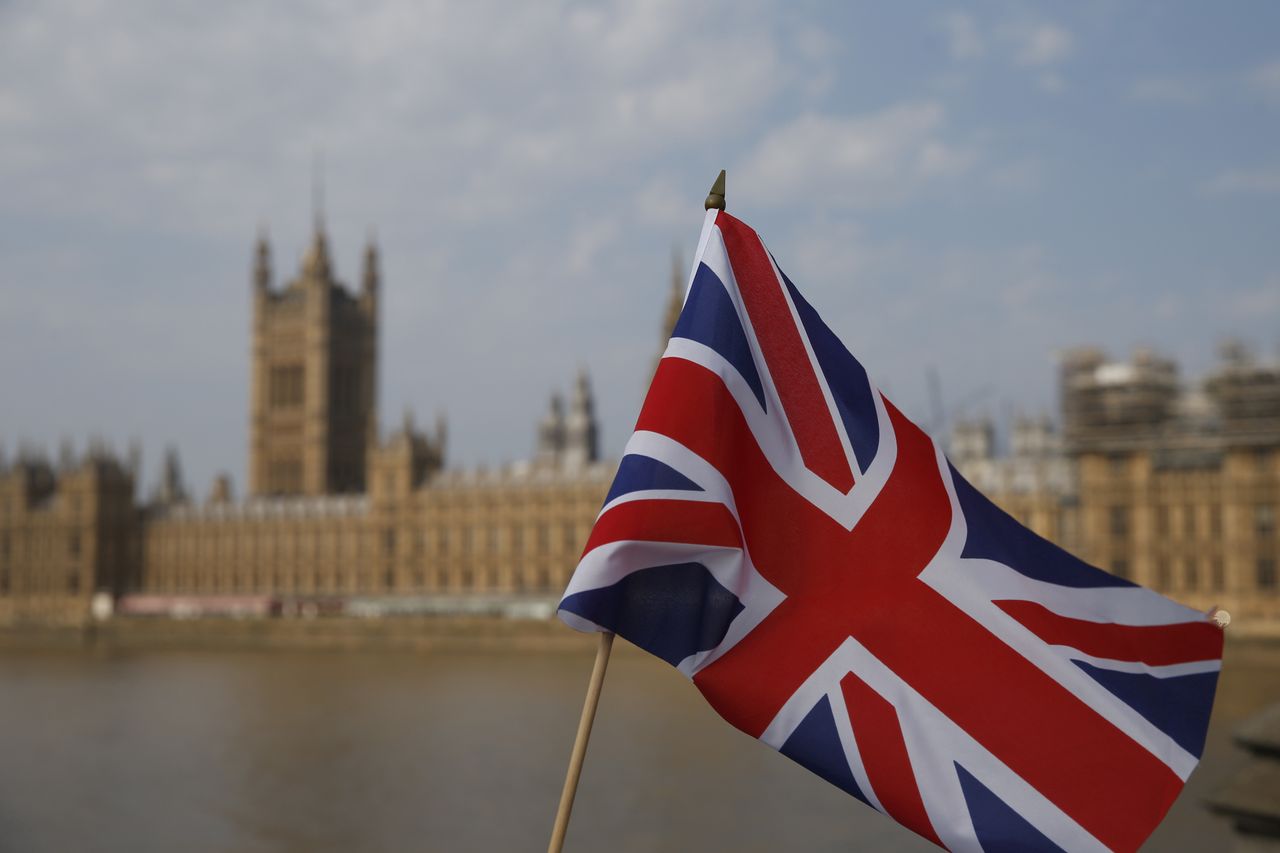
[653,249,686,374]
[154,446,187,506]
[362,236,379,296]
[126,440,142,483]
[663,248,685,340]
[435,411,448,462]
[301,224,332,282]
[359,235,380,463]
[57,438,76,472]
[207,473,234,504]
[1010,416,1059,459]
[536,393,566,466]
[564,369,600,467]
[950,419,995,465]
[368,409,442,501]
[1205,338,1280,445]
[253,230,272,292]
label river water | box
[0,638,1276,852]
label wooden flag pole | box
[548,630,615,853]
[547,170,726,853]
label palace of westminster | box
[1,218,1278,630]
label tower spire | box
[253,226,271,291]
[362,231,379,294]
[312,150,325,234]
[663,246,684,337]
[302,154,331,280]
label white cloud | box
[1249,59,1280,103]
[1129,77,1205,105]
[0,0,835,488]
[937,12,985,60]
[1037,72,1066,94]
[1003,21,1074,67]
[936,14,1072,69]
[1202,166,1280,195]
[0,1,1271,496]
[988,158,1043,193]
[0,0,790,238]
[933,14,1072,91]
[564,220,621,277]
[791,23,839,64]
[633,175,698,230]
[737,102,973,209]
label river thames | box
[0,637,1276,852]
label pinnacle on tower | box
[58,438,75,471]
[571,367,594,415]
[653,248,687,376]
[302,222,331,280]
[312,149,326,233]
[565,369,599,466]
[155,446,187,505]
[253,228,272,291]
[126,440,142,481]
[435,412,448,451]
[536,392,567,465]
[663,247,684,339]
[363,234,379,293]
[302,154,332,280]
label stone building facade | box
[0,221,610,623]
[949,416,1077,548]
[249,224,379,496]
[2,221,1277,630]
[953,342,1280,630]
[0,444,139,624]
[1062,344,1280,626]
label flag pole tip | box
[1209,607,1231,630]
[704,169,726,211]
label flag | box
[557,209,1223,852]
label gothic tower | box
[249,218,379,496]
[563,368,599,467]
[535,393,566,467]
[655,248,685,374]
[662,248,685,342]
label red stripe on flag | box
[841,673,943,848]
[716,213,855,493]
[995,599,1224,666]
[582,498,741,559]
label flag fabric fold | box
[557,209,1223,852]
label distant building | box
[3,222,1277,631]
[949,416,1078,549]
[953,342,1280,630]
[0,218,610,624]
[0,442,139,623]
[249,223,379,496]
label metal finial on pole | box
[704,169,726,211]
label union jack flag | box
[558,210,1223,852]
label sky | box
[1,1,1278,496]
